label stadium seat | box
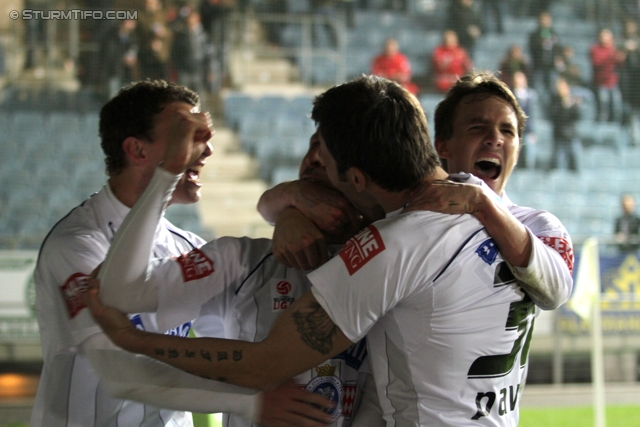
[223,93,255,130]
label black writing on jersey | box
[472,383,521,420]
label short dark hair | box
[311,75,440,192]
[434,71,527,143]
[99,80,199,175]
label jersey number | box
[467,264,536,379]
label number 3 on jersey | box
[468,263,536,379]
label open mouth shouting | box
[474,156,502,181]
[185,164,204,186]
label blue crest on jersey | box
[129,314,145,331]
[476,239,498,265]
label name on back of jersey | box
[175,248,215,282]
[339,226,386,275]
[472,381,523,421]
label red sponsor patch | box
[276,280,292,295]
[60,273,91,318]
[339,226,386,275]
[175,248,215,282]
[538,236,574,274]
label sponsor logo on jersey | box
[339,226,385,275]
[276,280,292,295]
[538,236,574,274]
[175,248,215,282]
[60,272,91,318]
[272,280,295,311]
[305,365,344,422]
[476,238,499,265]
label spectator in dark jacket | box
[549,76,581,171]
[447,0,482,59]
[528,10,560,96]
[615,194,640,253]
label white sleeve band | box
[510,227,573,310]
[98,167,181,313]
[82,333,261,419]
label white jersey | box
[192,239,368,427]
[309,210,536,427]
[96,169,371,427]
[503,192,574,308]
[31,184,205,427]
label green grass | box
[520,405,640,427]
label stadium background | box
[0,0,639,424]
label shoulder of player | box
[198,236,273,261]
[509,204,568,236]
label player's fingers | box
[273,250,294,269]
[292,250,312,271]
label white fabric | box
[451,173,574,309]
[98,168,374,426]
[503,192,574,309]
[31,181,207,427]
[309,210,535,426]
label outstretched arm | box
[82,332,333,426]
[86,284,355,391]
[407,177,573,309]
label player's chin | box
[171,182,203,205]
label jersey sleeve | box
[309,224,412,342]
[510,210,574,310]
[40,225,111,346]
[81,333,261,420]
[98,167,181,313]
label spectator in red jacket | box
[371,37,419,94]
[431,30,472,93]
[591,28,626,122]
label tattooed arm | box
[86,285,354,391]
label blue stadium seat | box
[223,93,255,130]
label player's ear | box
[434,137,450,160]
[347,167,368,193]
[122,137,150,166]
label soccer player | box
[258,71,573,311]
[31,80,326,427]
[93,132,380,427]
[87,76,535,425]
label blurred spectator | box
[200,0,233,90]
[528,10,560,96]
[554,44,587,88]
[447,0,483,59]
[171,11,209,94]
[200,0,233,38]
[482,0,504,33]
[499,44,530,89]
[621,19,640,144]
[590,28,625,123]
[548,76,581,172]
[137,0,173,80]
[100,19,140,99]
[615,194,640,254]
[512,71,538,169]
[431,30,472,93]
[23,0,49,70]
[371,38,418,95]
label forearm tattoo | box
[292,301,337,355]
